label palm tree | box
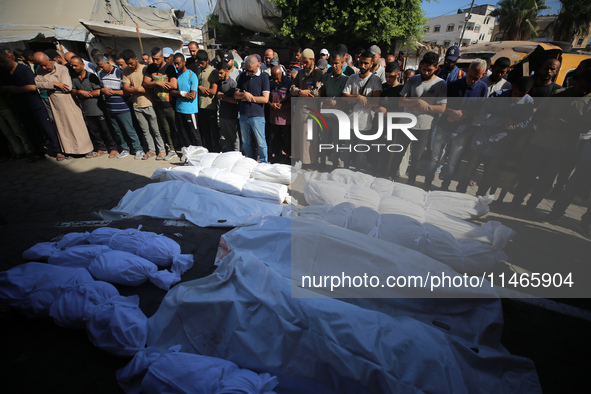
[491,0,551,41]
[549,0,591,43]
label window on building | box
[424,26,430,33]
[577,38,584,46]
[484,17,490,24]
[458,25,463,31]
[475,25,481,33]
[454,42,459,46]
[489,28,494,34]
[434,25,441,32]
[444,41,451,47]
[447,24,454,32]
[466,23,474,31]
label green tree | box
[549,0,591,43]
[268,0,427,49]
[491,0,551,41]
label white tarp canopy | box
[79,19,182,42]
[0,24,89,44]
[214,0,281,34]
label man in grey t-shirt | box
[400,51,447,186]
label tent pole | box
[136,23,144,54]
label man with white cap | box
[319,49,329,60]
[289,48,322,98]
[290,48,323,166]
[368,44,386,83]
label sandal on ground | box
[108,150,118,158]
[96,150,108,156]
[142,151,156,160]
[156,152,166,160]
[65,155,73,160]
[56,153,66,161]
[85,151,97,159]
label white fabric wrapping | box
[299,203,513,275]
[87,227,193,269]
[210,171,248,195]
[151,166,202,184]
[116,345,278,394]
[196,167,221,189]
[211,151,244,170]
[87,250,180,291]
[231,157,258,178]
[22,241,59,261]
[242,179,288,204]
[181,145,209,163]
[48,244,113,268]
[86,295,148,357]
[0,263,94,318]
[49,281,120,329]
[147,217,541,393]
[302,169,492,220]
[250,162,293,184]
[99,181,284,227]
[188,152,219,168]
[0,263,149,358]
[328,168,375,187]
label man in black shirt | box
[381,62,403,97]
[70,56,118,157]
[143,47,180,155]
[185,41,201,74]
[528,58,562,97]
[0,47,61,160]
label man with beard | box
[34,51,94,159]
[122,49,166,160]
[480,57,511,97]
[342,50,383,170]
[368,45,386,83]
[70,56,118,158]
[143,47,179,158]
[261,48,274,73]
[436,46,465,84]
[528,58,562,97]
[196,50,220,152]
[290,48,323,165]
[399,51,447,185]
[425,59,489,191]
[185,41,200,72]
[234,55,270,162]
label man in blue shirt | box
[425,59,488,190]
[436,46,465,84]
[234,55,270,163]
[171,53,201,148]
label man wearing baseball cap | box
[221,51,240,81]
[368,44,386,83]
[436,45,465,84]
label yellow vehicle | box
[456,41,590,87]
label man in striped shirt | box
[95,54,143,159]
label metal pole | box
[136,23,144,54]
[459,0,475,47]
[193,0,197,27]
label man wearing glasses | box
[234,55,270,162]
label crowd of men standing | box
[0,41,590,236]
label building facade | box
[423,4,496,48]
